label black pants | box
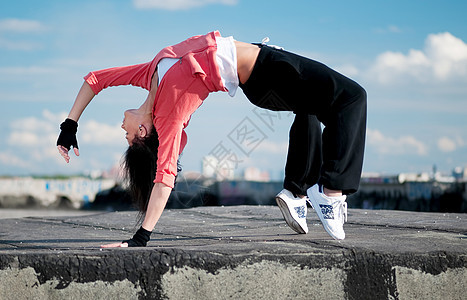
[239,45,367,195]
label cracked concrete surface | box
[0,206,466,299]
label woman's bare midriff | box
[235,41,261,84]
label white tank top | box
[157,35,238,97]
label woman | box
[57,31,366,247]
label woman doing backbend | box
[57,31,366,247]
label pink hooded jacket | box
[84,31,227,188]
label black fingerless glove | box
[56,118,79,150]
[123,226,152,247]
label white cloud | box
[0,38,43,51]
[0,152,29,168]
[256,140,288,154]
[8,131,41,147]
[10,113,56,134]
[43,110,68,124]
[437,136,465,153]
[368,32,467,84]
[374,25,402,34]
[7,111,61,149]
[367,128,428,156]
[335,64,360,77]
[0,66,60,76]
[0,18,47,33]
[437,137,456,152]
[2,111,126,173]
[0,19,47,51]
[427,32,467,79]
[133,0,238,10]
[387,25,401,33]
[7,111,125,148]
[81,120,125,145]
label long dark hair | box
[122,124,181,221]
[122,125,159,217]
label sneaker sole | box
[275,196,307,234]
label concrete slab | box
[0,206,466,299]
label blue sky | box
[1,0,466,179]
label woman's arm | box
[57,81,95,163]
[68,81,96,122]
[142,183,172,231]
[101,182,171,248]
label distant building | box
[202,155,235,180]
[243,167,270,182]
[0,177,115,209]
[350,171,466,212]
[452,166,466,181]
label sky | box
[0,0,466,179]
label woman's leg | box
[318,86,367,194]
[283,114,322,197]
[240,45,367,195]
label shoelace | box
[261,37,284,50]
[332,200,348,224]
[306,198,314,209]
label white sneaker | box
[307,184,347,240]
[275,189,308,234]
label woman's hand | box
[99,185,170,249]
[100,226,152,248]
[56,118,80,163]
[57,145,80,163]
[100,242,129,248]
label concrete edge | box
[1,248,466,300]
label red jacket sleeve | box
[84,60,157,95]
[153,117,184,188]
